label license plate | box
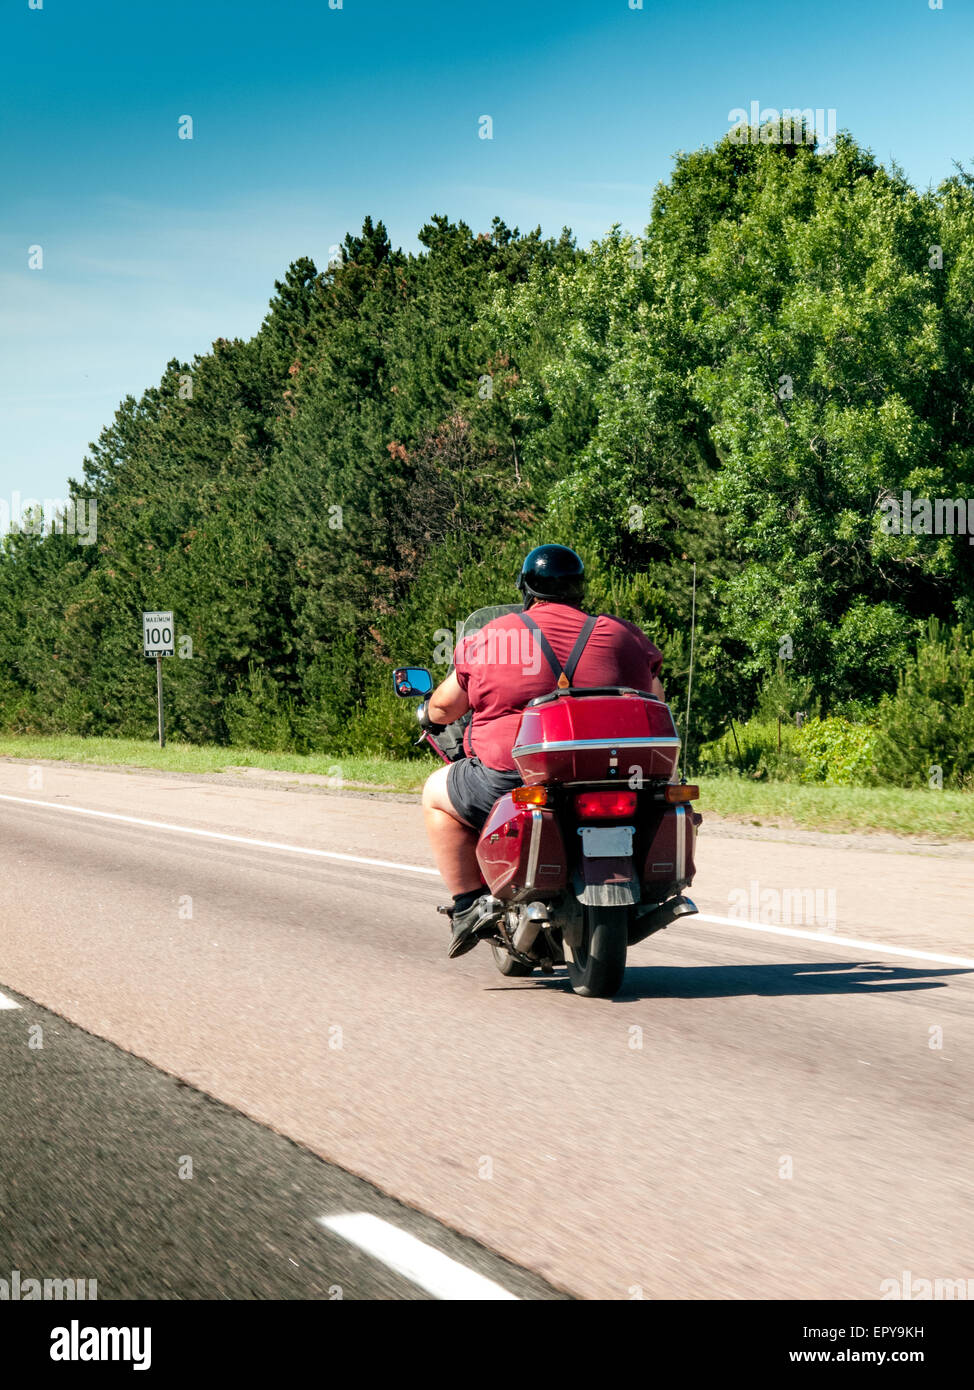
[579,826,635,858]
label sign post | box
[142,611,175,748]
[155,654,165,747]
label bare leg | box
[422,764,483,896]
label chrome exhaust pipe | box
[628,894,697,946]
[512,903,549,954]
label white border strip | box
[0,793,439,877]
[0,991,21,1010]
[694,913,974,970]
[3,792,972,971]
[318,1213,519,1300]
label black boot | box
[445,894,504,958]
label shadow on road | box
[488,960,971,1000]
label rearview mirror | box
[392,666,433,698]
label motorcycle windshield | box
[460,604,522,642]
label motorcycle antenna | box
[682,560,697,783]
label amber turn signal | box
[512,785,549,806]
[664,783,699,804]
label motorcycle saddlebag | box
[640,803,701,903]
[512,691,680,787]
[477,792,569,902]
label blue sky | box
[2,0,972,507]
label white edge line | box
[318,1213,520,1300]
[0,792,439,877]
[4,792,972,970]
[693,913,974,971]
[0,991,21,1010]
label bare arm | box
[651,675,665,701]
[428,670,470,725]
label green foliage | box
[794,717,878,786]
[223,665,297,753]
[872,619,974,788]
[0,217,567,751]
[754,663,818,724]
[697,714,877,786]
[339,687,423,761]
[830,601,921,704]
[491,133,974,721]
[3,132,974,780]
[696,719,802,781]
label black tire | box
[490,942,536,977]
[566,905,630,997]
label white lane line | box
[693,914,974,971]
[3,792,971,970]
[0,991,21,1010]
[0,792,438,878]
[318,1212,519,1300]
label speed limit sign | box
[143,610,174,747]
[142,611,175,658]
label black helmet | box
[516,544,585,605]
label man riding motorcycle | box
[420,544,665,958]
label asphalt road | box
[1,761,973,1300]
[0,984,562,1300]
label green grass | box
[1,735,971,840]
[0,735,428,793]
[696,776,974,841]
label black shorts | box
[447,757,523,831]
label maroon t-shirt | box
[453,603,663,772]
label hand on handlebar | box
[416,701,446,735]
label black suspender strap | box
[519,611,599,691]
[518,611,566,687]
[564,614,598,685]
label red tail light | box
[574,790,638,820]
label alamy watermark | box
[880,1270,974,1300]
[727,101,837,151]
[880,491,974,544]
[1,1269,97,1300]
[433,621,543,675]
[0,493,97,545]
[50,1320,150,1371]
[728,879,837,931]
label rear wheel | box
[490,941,535,976]
[565,905,629,997]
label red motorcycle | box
[395,606,701,998]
